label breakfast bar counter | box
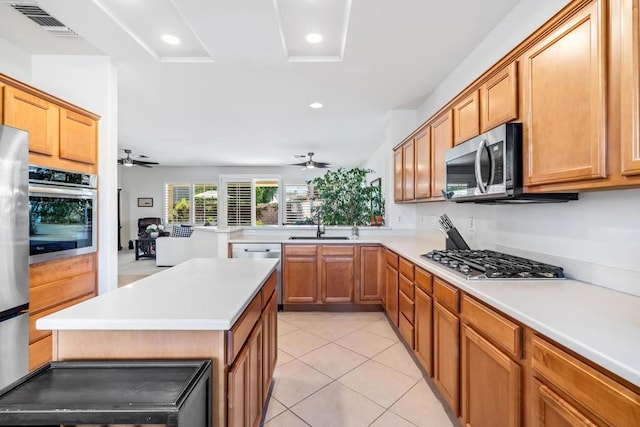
[37,258,280,427]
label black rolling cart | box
[0,360,212,427]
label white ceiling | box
[0,0,522,168]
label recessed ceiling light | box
[161,34,181,45]
[309,102,323,109]
[306,33,323,44]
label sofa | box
[155,226,219,267]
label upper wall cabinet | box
[480,62,518,133]
[621,0,640,176]
[3,86,59,157]
[394,149,403,202]
[1,74,99,174]
[453,90,480,145]
[522,0,607,187]
[402,139,415,201]
[414,127,431,199]
[430,110,454,199]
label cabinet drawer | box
[461,295,521,359]
[29,335,52,372]
[398,313,415,349]
[321,245,354,256]
[434,278,459,313]
[226,293,262,364]
[262,271,277,308]
[385,249,399,269]
[29,293,94,343]
[399,257,414,281]
[399,275,414,300]
[415,267,433,294]
[30,253,95,288]
[30,272,95,313]
[284,244,317,256]
[399,291,414,324]
[532,336,640,427]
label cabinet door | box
[533,380,597,427]
[522,0,606,186]
[4,86,59,156]
[283,256,317,303]
[359,246,383,302]
[402,140,415,200]
[453,90,480,145]
[60,108,97,165]
[621,0,640,176]
[414,287,433,376]
[480,62,518,132]
[430,110,453,198]
[461,325,521,427]
[0,82,4,122]
[394,149,403,201]
[385,264,399,326]
[228,344,249,427]
[262,293,277,402]
[247,321,263,427]
[414,128,431,199]
[320,256,354,303]
[433,301,460,415]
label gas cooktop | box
[421,249,565,280]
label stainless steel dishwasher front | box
[231,243,282,308]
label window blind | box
[226,182,252,226]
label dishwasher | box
[231,243,282,310]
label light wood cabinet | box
[283,245,318,303]
[522,0,607,187]
[433,300,460,416]
[385,249,399,326]
[228,320,263,427]
[358,245,383,303]
[621,0,640,176]
[320,245,355,303]
[430,110,454,199]
[262,292,277,402]
[533,380,598,427]
[4,85,59,157]
[461,324,521,427]
[414,127,431,199]
[1,74,99,173]
[414,287,433,376]
[60,108,97,165]
[394,149,403,201]
[480,61,518,132]
[402,139,415,200]
[453,90,480,145]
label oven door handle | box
[474,139,488,194]
[29,184,96,197]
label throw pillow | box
[171,225,193,238]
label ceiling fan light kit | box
[117,149,159,168]
[291,152,331,169]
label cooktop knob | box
[440,258,450,265]
[459,265,471,273]
[433,254,441,261]
[449,261,459,268]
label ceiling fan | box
[117,149,159,168]
[291,152,331,169]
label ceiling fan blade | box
[133,159,159,165]
[133,161,152,168]
[314,162,331,168]
[117,159,124,164]
[291,161,308,167]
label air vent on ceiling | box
[10,3,78,37]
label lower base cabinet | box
[533,380,598,427]
[414,287,433,376]
[433,301,460,416]
[262,292,278,402]
[461,325,521,427]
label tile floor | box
[265,311,456,427]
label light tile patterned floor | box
[264,311,456,427]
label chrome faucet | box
[316,205,325,238]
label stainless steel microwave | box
[443,123,578,203]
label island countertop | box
[36,258,278,331]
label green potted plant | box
[308,167,383,228]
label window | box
[284,184,316,225]
[164,183,218,225]
[219,175,281,226]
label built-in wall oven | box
[28,165,97,264]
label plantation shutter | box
[226,182,252,226]
[193,184,218,225]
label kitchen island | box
[37,258,279,427]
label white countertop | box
[37,258,278,331]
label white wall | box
[0,38,31,82]
[31,55,118,295]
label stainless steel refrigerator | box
[0,124,29,390]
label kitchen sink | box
[288,236,350,240]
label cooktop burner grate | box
[421,249,565,280]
